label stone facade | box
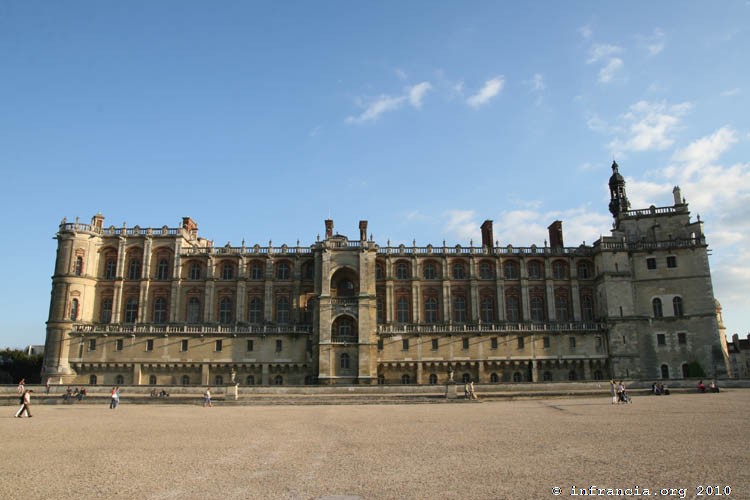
[42,163,730,386]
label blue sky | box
[1,2,748,348]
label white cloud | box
[408,82,432,109]
[579,25,592,40]
[638,28,665,56]
[345,94,406,124]
[530,73,545,92]
[721,88,741,97]
[607,100,692,153]
[466,76,504,108]
[667,126,738,180]
[587,44,623,63]
[443,210,480,242]
[598,57,623,83]
[394,68,408,80]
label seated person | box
[709,380,720,393]
[697,380,706,393]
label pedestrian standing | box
[469,380,478,400]
[17,378,25,396]
[203,388,212,407]
[610,380,617,404]
[15,390,33,418]
[45,379,50,395]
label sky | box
[1,1,748,349]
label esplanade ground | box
[2,392,748,500]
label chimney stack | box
[548,220,563,249]
[325,219,334,239]
[480,220,494,252]
[359,220,368,241]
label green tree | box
[0,349,43,384]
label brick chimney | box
[359,220,368,241]
[548,220,563,249]
[182,217,198,233]
[325,219,334,239]
[480,220,494,252]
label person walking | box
[469,380,478,400]
[17,378,25,396]
[203,388,213,407]
[15,390,33,418]
[109,386,120,409]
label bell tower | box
[608,160,630,219]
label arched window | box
[555,294,569,321]
[276,262,290,280]
[340,353,350,369]
[681,363,689,378]
[453,296,467,323]
[568,370,578,381]
[189,262,202,280]
[124,298,138,324]
[479,261,493,279]
[530,296,545,321]
[153,297,167,323]
[104,258,117,279]
[543,371,553,381]
[423,262,436,280]
[187,297,201,324]
[581,295,594,321]
[577,261,592,279]
[527,261,542,279]
[248,298,263,324]
[89,374,97,385]
[661,364,670,379]
[377,374,385,385]
[276,296,290,324]
[115,374,124,385]
[512,372,522,382]
[480,296,495,323]
[274,375,283,385]
[219,297,233,324]
[337,279,355,297]
[128,258,141,280]
[401,374,410,384]
[452,262,466,279]
[396,262,409,280]
[375,264,384,280]
[100,298,113,323]
[250,262,263,280]
[70,298,79,321]
[461,373,471,383]
[504,261,519,279]
[149,375,157,385]
[181,375,190,385]
[593,370,603,381]
[302,261,314,280]
[506,295,520,322]
[246,375,255,385]
[156,259,170,280]
[552,261,567,280]
[653,298,663,318]
[221,262,234,280]
[215,375,223,385]
[429,373,438,384]
[673,297,683,317]
[490,373,499,383]
[396,297,409,323]
[424,297,438,323]
[75,256,83,276]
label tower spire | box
[608,160,630,218]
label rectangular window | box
[677,332,687,345]
[247,339,254,352]
[569,336,576,351]
[657,333,666,346]
[402,338,409,351]
[543,336,550,349]
[377,339,384,351]
[88,339,96,351]
[595,336,603,353]
[517,336,524,350]
[490,337,498,349]
[146,339,154,351]
[215,340,222,352]
[646,258,657,270]
[275,339,282,352]
[462,338,469,350]
[667,256,677,268]
[431,338,438,351]
[181,339,189,352]
[115,339,123,351]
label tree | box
[0,349,43,384]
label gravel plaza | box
[1,391,748,500]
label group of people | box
[697,380,720,393]
[610,380,632,404]
[651,383,670,395]
[463,381,479,400]
[150,388,170,398]
[62,386,87,402]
